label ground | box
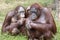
[0,0,60,40]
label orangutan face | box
[28,7,38,20]
[18,7,25,18]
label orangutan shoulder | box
[7,10,15,17]
[42,7,50,13]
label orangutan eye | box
[18,11,25,18]
[18,7,25,14]
[31,11,37,13]
[30,10,37,14]
[20,11,25,13]
[18,11,25,15]
[30,8,37,14]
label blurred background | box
[0,0,60,40]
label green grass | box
[52,21,60,40]
[0,33,27,40]
[0,0,59,40]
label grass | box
[52,21,60,40]
[0,0,60,40]
[0,33,27,40]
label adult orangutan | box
[26,3,57,40]
[1,5,26,35]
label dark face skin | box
[17,7,25,18]
[28,7,38,20]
